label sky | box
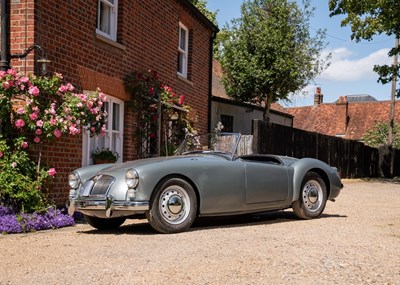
[206,0,396,107]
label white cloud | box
[320,47,391,81]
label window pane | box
[179,28,186,50]
[112,103,120,131]
[178,52,184,74]
[221,115,234,132]
[99,2,111,34]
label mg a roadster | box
[68,133,342,233]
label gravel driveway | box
[1,179,399,285]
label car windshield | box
[175,133,241,157]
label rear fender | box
[291,158,334,203]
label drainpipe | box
[0,0,10,71]
[207,31,217,133]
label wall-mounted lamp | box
[10,44,51,75]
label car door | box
[243,160,289,204]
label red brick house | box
[286,90,400,141]
[2,0,217,204]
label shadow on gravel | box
[77,210,347,235]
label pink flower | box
[15,119,25,129]
[54,129,62,138]
[21,141,28,149]
[28,86,40,96]
[50,117,56,125]
[36,120,43,127]
[34,137,41,143]
[66,83,75,91]
[11,162,17,168]
[29,112,38,120]
[58,85,68,93]
[0,151,3,158]
[16,107,26,115]
[148,87,155,95]
[20,76,29,83]
[47,168,57,177]
[179,95,185,105]
[149,133,156,139]
[76,102,83,108]
[2,81,10,89]
[69,125,80,135]
[35,128,42,135]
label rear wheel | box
[146,177,197,234]
[84,215,126,230]
[292,171,327,219]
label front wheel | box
[292,171,327,219]
[84,215,126,230]
[146,177,197,234]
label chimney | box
[314,87,323,105]
[335,96,349,136]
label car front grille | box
[79,175,115,197]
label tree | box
[187,0,218,27]
[363,121,400,149]
[219,0,328,121]
[329,0,400,97]
[329,0,399,177]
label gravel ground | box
[1,179,399,285]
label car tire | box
[146,177,197,234]
[84,215,126,230]
[292,171,327,219]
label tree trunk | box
[263,93,274,122]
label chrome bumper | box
[68,196,149,217]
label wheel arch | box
[292,164,331,203]
[151,174,201,215]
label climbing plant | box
[124,70,197,158]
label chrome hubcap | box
[159,185,190,224]
[302,180,322,212]
[167,195,183,214]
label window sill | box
[177,74,194,86]
[96,33,126,51]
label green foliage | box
[329,0,400,97]
[0,69,108,213]
[0,137,49,212]
[220,0,328,120]
[91,148,119,163]
[187,0,218,27]
[124,70,197,158]
[363,121,400,149]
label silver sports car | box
[68,133,343,233]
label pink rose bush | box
[0,69,109,213]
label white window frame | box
[178,22,189,78]
[82,94,124,166]
[96,0,118,41]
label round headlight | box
[125,169,139,189]
[68,172,81,189]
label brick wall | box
[6,0,215,204]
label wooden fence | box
[251,120,400,178]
